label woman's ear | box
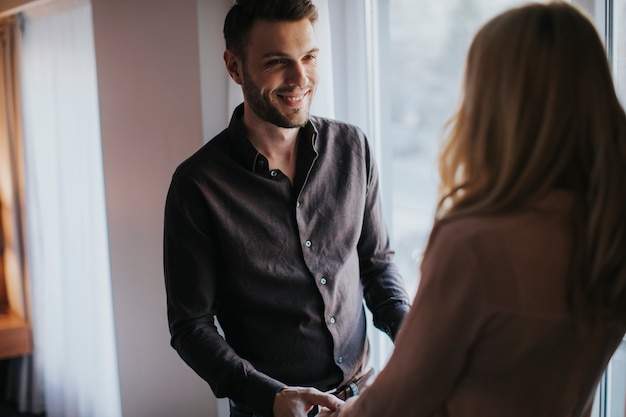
[224,50,243,85]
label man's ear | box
[224,50,243,85]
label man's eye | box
[267,59,286,66]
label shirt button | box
[305,240,312,247]
[270,170,278,177]
[320,277,327,285]
[337,356,344,364]
[329,317,336,324]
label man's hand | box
[273,386,344,417]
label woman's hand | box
[317,396,358,417]
[273,386,344,417]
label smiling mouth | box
[278,91,309,105]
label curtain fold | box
[310,0,334,120]
[19,2,122,416]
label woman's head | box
[437,1,626,323]
[438,1,625,217]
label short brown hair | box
[223,0,319,59]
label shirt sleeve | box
[357,138,411,341]
[348,221,488,416]
[163,172,284,417]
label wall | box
[91,0,218,415]
[197,0,233,141]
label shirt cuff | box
[245,369,286,417]
[373,301,411,341]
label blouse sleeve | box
[347,221,489,416]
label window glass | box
[381,0,551,296]
[614,0,626,104]
[606,341,626,416]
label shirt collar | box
[227,103,318,173]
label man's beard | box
[242,67,314,129]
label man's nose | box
[286,61,308,87]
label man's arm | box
[164,174,284,416]
[356,140,411,341]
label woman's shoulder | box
[433,190,577,242]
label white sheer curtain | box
[323,0,397,375]
[19,1,122,416]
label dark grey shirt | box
[164,104,410,417]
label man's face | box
[240,18,319,128]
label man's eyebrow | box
[261,48,319,59]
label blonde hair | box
[436,1,626,322]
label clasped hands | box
[273,386,358,417]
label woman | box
[319,2,626,416]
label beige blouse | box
[338,191,625,417]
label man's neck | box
[243,112,301,183]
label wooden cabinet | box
[0,312,31,360]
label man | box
[163,1,411,416]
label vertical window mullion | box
[606,0,614,67]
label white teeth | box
[284,95,304,102]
